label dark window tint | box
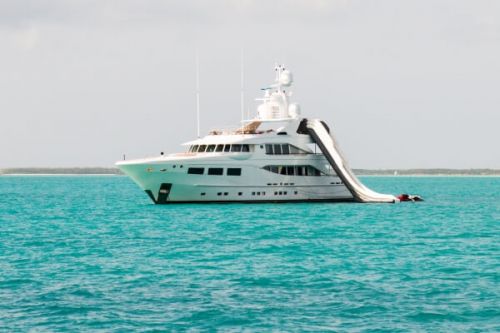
[262,165,323,176]
[187,167,204,175]
[227,168,242,176]
[215,145,224,152]
[282,144,290,155]
[224,145,231,152]
[208,168,223,175]
[191,145,199,152]
[231,144,242,152]
[265,144,273,154]
[198,145,207,152]
[206,145,216,152]
[242,144,250,152]
[274,144,282,155]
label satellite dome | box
[288,103,301,118]
[279,70,293,86]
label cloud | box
[13,25,40,49]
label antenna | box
[240,48,245,123]
[196,51,200,138]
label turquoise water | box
[0,176,499,331]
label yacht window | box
[289,144,308,154]
[227,168,242,176]
[242,144,250,152]
[224,145,231,152]
[231,144,242,152]
[206,145,216,152]
[265,144,273,155]
[198,145,207,152]
[187,167,204,175]
[215,145,224,152]
[262,165,324,176]
[191,145,199,152]
[282,144,290,155]
[273,144,282,155]
[208,168,223,175]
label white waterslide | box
[306,119,398,203]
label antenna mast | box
[240,48,245,122]
[196,51,200,138]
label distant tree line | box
[0,168,123,175]
[0,167,499,176]
[353,169,500,176]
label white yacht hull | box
[117,154,353,204]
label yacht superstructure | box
[117,65,404,204]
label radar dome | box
[279,70,293,86]
[288,103,301,118]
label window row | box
[188,167,242,176]
[189,144,250,153]
[262,165,324,176]
[199,190,299,197]
[265,144,309,155]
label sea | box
[0,176,498,332]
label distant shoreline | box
[1,167,499,176]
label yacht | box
[117,65,404,204]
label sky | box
[1,0,499,169]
